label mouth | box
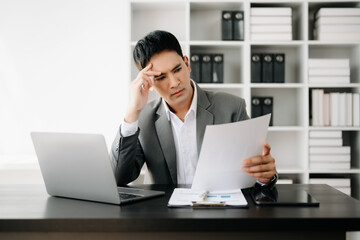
[172,89,184,97]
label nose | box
[169,73,180,88]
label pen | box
[198,190,209,201]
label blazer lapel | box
[195,84,214,155]
[155,103,177,184]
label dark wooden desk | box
[0,184,359,240]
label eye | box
[155,76,165,81]
[174,67,182,73]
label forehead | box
[149,50,183,72]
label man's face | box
[149,50,193,111]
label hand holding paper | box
[241,142,276,184]
[191,114,272,191]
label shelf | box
[130,0,360,199]
[277,169,306,174]
[251,83,305,88]
[251,41,305,46]
[189,41,244,47]
[308,41,360,47]
[309,169,360,174]
[198,83,243,89]
[308,83,360,88]
[269,126,305,131]
[309,126,360,131]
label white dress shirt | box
[120,81,199,184]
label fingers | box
[242,154,274,166]
[136,63,161,90]
[262,142,271,156]
[241,154,276,182]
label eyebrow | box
[154,63,182,79]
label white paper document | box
[191,114,271,191]
[168,188,248,207]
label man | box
[111,30,277,188]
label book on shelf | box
[222,11,232,41]
[330,92,340,127]
[310,162,350,170]
[314,32,360,41]
[315,16,360,25]
[309,154,350,162]
[353,93,360,126]
[312,89,319,126]
[324,93,330,126]
[250,16,292,25]
[309,178,350,187]
[315,8,360,18]
[339,93,347,126]
[212,54,224,83]
[312,90,359,127]
[277,179,293,184]
[309,130,342,138]
[251,24,292,33]
[251,7,292,16]
[309,146,351,155]
[309,178,351,196]
[251,53,262,83]
[262,54,273,83]
[308,76,350,84]
[308,59,349,68]
[316,24,360,33]
[308,68,350,76]
[346,93,353,127]
[337,187,351,196]
[273,54,285,83]
[250,33,292,41]
[232,11,244,41]
[308,138,342,146]
[190,54,201,83]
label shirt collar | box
[163,79,198,121]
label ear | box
[183,55,191,73]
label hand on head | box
[125,63,161,123]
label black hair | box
[133,30,184,70]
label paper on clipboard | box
[191,114,271,191]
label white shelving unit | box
[129,0,360,199]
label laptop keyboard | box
[119,193,143,200]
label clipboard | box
[167,188,248,208]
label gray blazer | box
[111,84,249,185]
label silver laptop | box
[31,132,164,205]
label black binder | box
[222,11,232,41]
[201,55,212,83]
[251,53,262,83]
[274,54,285,83]
[232,11,244,41]
[212,54,224,83]
[190,53,201,83]
[262,54,274,83]
[262,97,273,126]
[251,97,262,118]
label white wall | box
[0,0,130,174]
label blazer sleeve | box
[235,98,250,122]
[110,127,145,186]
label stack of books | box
[277,179,293,184]
[309,130,351,170]
[250,7,292,41]
[311,89,360,126]
[314,8,360,41]
[309,178,351,196]
[308,58,350,84]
